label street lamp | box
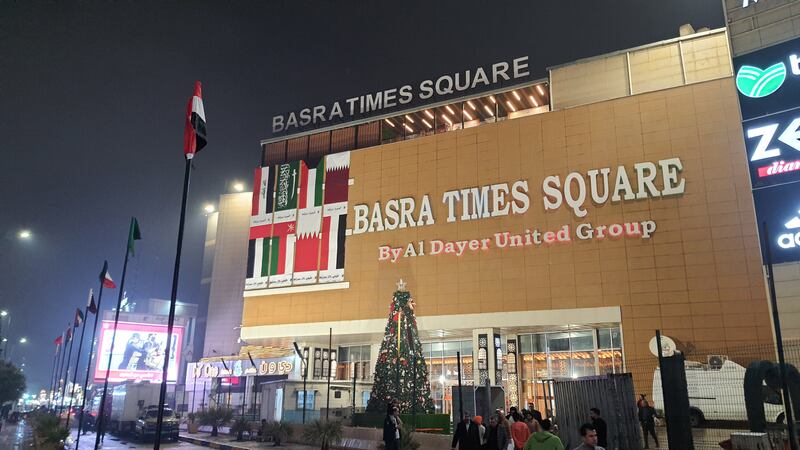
[0,310,7,317]
[293,342,309,424]
[232,182,245,192]
[19,337,27,344]
[203,204,215,214]
[18,229,32,240]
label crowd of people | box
[381,395,662,450]
[447,405,607,450]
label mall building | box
[192,26,784,420]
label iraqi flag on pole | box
[100,261,116,289]
[87,289,97,314]
[184,81,207,159]
[54,334,63,346]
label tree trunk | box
[211,425,218,437]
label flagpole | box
[66,306,90,428]
[154,156,192,450]
[93,221,136,450]
[49,343,61,408]
[82,281,106,450]
[53,334,67,410]
[58,326,76,417]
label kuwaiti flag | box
[100,261,116,289]
[247,165,276,287]
[293,158,325,285]
[183,81,207,159]
[74,308,84,328]
[268,161,299,288]
[319,152,350,284]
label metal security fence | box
[621,340,800,450]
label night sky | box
[0,1,724,391]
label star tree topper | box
[396,278,407,292]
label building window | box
[421,340,473,415]
[297,390,315,410]
[518,327,623,412]
[336,345,372,381]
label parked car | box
[134,405,179,441]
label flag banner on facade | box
[319,151,350,284]
[128,217,142,255]
[87,289,97,314]
[268,161,299,288]
[244,151,350,290]
[183,81,207,159]
[74,308,84,328]
[246,165,276,289]
[293,157,325,285]
[100,261,116,289]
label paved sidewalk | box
[0,420,34,450]
[180,433,318,450]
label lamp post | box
[293,342,308,424]
[0,310,8,359]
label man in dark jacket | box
[383,405,402,450]
[452,412,481,450]
[638,400,659,449]
[589,408,607,448]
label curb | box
[178,434,252,450]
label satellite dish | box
[649,335,677,357]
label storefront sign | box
[377,221,657,262]
[351,158,683,237]
[272,57,531,134]
[744,107,800,188]
[192,358,294,379]
[734,36,800,121]
[753,182,800,264]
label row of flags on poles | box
[50,78,202,352]
[245,151,350,289]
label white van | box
[651,358,784,426]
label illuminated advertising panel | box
[753,182,800,264]
[93,321,184,383]
[734,36,800,122]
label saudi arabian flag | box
[128,217,142,255]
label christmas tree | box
[366,279,435,413]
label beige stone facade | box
[243,77,773,367]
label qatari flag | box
[184,81,207,158]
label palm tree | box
[302,419,343,450]
[229,417,252,441]
[196,406,233,437]
[265,421,294,446]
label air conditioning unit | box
[707,355,728,369]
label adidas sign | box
[778,211,800,248]
[736,55,800,98]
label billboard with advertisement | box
[753,182,800,265]
[93,320,184,383]
[734,36,800,122]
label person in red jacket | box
[511,415,532,450]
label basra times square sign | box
[244,152,685,291]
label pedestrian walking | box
[484,414,510,450]
[589,408,607,448]
[452,411,481,450]
[383,404,402,450]
[511,413,531,450]
[523,419,564,450]
[638,400,659,449]
[572,423,605,450]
